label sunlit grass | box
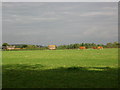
[2,48,118,88]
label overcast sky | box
[2,2,118,46]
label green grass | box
[2,48,118,88]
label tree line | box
[57,42,120,49]
[2,42,120,50]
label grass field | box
[2,48,118,88]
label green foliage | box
[21,45,28,48]
[57,45,67,49]
[15,44,28,48]
[106,42,119,48]
[2,42,120,50]
[57,42,120,49]
[2,43,9,46]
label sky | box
[2,0,119,2]
[2,2,118,46]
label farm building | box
[14,48,22,50]
[2,46,15,50]
[92,47,97,49]
[97,46,103,49]
[79,46,86,49]
[6,46,15,50]
[48,45,57,50]
[92,46,103,49]
[2,46,7,50]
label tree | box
[106,43,113,48]
[26,45,38,50]
[21,45,28,48]
[81,43,84,46]
[73,43,80,49]
[2,43,9,46]
[113,42,119,48]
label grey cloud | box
[2,2,118,45]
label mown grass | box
[2,48,118,88]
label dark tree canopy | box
[2,43,9,46]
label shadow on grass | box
[2,64,119,88]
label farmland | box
[2,48,118,88]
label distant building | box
[2,46,7,50]
[14,48,22,50]
[48,45,57,50]
[92,47,97,49]
[2,46,15,50]
[92,46,103,49]
[79,46,86,49]
[97,46,103,49]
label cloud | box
[2,2,118,45]
[79,11,116,17]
